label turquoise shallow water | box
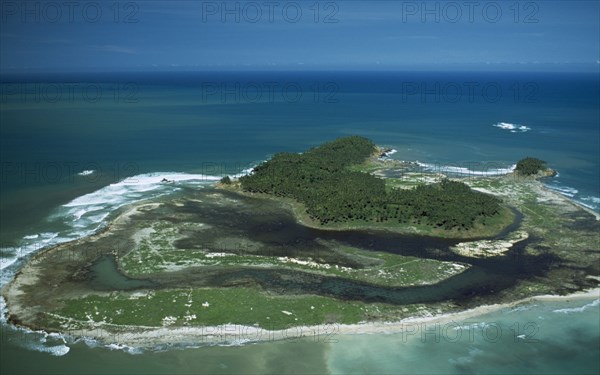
[2,297,598,374]
[328,298,600,375]
[0,71,598,373]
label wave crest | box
[493,122,531,133]
[553,299,600,314]
[1,172,223,280]
[416,162,516,176]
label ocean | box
[1,71,598,374]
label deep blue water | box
[0,71,598,373]
[2,71,598,205]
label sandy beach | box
[36,287,598,348]
[537,183,600,221]
[2,179,598,350]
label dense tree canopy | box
[515,157,547,176]
[240,136,502,230]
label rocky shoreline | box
[2,162,599,349]
[5,288,599,349]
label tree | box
[515,157,547,176]
[240,136,502,230]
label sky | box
[1,0,599,73]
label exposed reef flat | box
[451,231,529,258]
[2,145,599,348]
[23,288,600,349]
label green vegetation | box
[119,221,209,276]
[220,176,232,184]
[9,146,598,344]
[240,136,503,230]
[37,174,599,336]
[464,175,600,278]
[119,221,468,286]
[320,245,468,287]
[515,157,547,176]
[55,288,405,330]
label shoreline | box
[526,178,600,221]
[1,156,599,350]
[19,287,599,349]
[222,155,599,238]
[559,193,600,221]
[218,186,517,240]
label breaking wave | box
[77,170,95,176]
[553,299,600,314]
[0,171,239,356]
[416,162,516,176]
[493,122,531,133]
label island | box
[2,136,599,348]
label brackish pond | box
[85,189,572,308]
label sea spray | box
[0,171,239,357]
[415,161,516,176]
[0,297,71,356]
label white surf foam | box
[0,172,222,284]
[581,196,600,204]
[57,171,220,232]
[1,171,232,357]
[507,305,534,314]
[553,299,600,314]
[416,162,516,176]
[230,166,256,178]
[0,297,71,356]
[546,185,579,198]
[378,149,398,161]
[25,329,71,356]
[77,170,95,176]
[105,343,144,355]
[493,122,531,133]
[544,184,599,213]
[218,338,254,347]
[29,342,71,356]
[1,232,61,280]
[578,196,600,210]
[0,296,8,324]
